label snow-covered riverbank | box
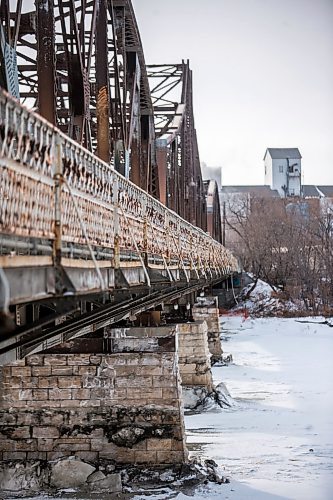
[185,315,333,500]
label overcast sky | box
[132,0,333,186]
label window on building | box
[279,165,283,173]
[290,188,295,196]
[265,165,267,175]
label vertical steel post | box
[143,198,148,266]
[113,176,120,269]
[96,0,110,163]
[54,137,62,275]
[36,0,56,124]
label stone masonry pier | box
[0,335,187,465]
[177,321,214,398]
[108,321,214,398]
[0,308,222,466]
[192,297,223,363]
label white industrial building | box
[263,147,302,198]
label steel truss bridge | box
[0,0,237,359]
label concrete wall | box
[269,158,301,197]
[0,337,187,465]
[264,154,273,187]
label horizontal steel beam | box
[0,274,231,360]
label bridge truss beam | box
[0,0,159,197]
[147,62,207,231]
[0,2,237,353]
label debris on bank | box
[232,278,299,317]
[0,456,230,498]
[182,382,235,413]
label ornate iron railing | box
[0,89,237,278]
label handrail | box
[0,89,238,277]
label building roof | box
[302,185,320,197]
[264,148,302,160]
[220,185,280,198]
[303,185,333,198]
[317,186,333,197]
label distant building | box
[213,148,333,249]
[302,185,333,199]
[264,148,302,198]
[219,185,280,249]
[201,163,222,188]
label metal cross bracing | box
[147,62,209,234]
[146,62,223,242]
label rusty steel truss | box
[147,62,209,233]
[0,87,238,350]
[0,1,236,348]
[0,0,158,196]
[0,88,237,296]
[0,1,222,238]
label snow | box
[185,315,333,500]
[18,313,333,500]
[233,278,298,315]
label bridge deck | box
[0,89,237,359]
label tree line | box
[225,196,333,313]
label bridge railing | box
[0,89,238,278]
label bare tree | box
[224,194,333,312]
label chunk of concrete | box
[50,458,96,488]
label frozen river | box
[26,315,333,500]
[185,315,333,500]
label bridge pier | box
[177,321,215,408]
[192,297,223,363]
[108,320,215,409]
[0,302,224,470]
[0,335,187,466]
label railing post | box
[113,176,120,270]
[165,212,170,261]
[53,136,62,269]
[143,197,148,266]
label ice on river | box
[23,316,333,500]
[185,315,333,500]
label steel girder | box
[0,0,159,197]
[204,180,222,243]
[147,61,207,231]
[0,3,220,235]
